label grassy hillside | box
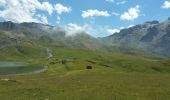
[0,44,47,60]
[0,46,170,100]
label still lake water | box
[0,61,45,75]
[0,61,27,67]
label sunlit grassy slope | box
[0,45,47,60]
[0,45,170,100]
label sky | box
[0,0,170,37]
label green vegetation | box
[0,18,170,100]
[0,44,47,60]
[0,45,170,100]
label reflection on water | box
[0,61,27,67]
[0,61,45,75]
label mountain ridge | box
[0,21,107,51]
[0,17,170,56]
[103,17,170,56]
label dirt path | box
[46,48,53,59]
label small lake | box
[0,61,27,67]
[0,61,46,75]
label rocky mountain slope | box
[0,17,170,57]
[0,21,106,51]
[103,18,170,56]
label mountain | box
[103,18,170,56]
[1,18,169,57]
[0,21,106,50]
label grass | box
[0,44,47,60]
[0,46,170,100]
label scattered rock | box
[61,60,67,64]
[1,78,17,82]
[50,62,55,65]
[151,67,161,72]
[1,78,9,81]
[86,60,96,64]
[102,64,112,68]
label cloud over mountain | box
[162,1,170,9]
[54,3,72,14]
[81,9,110,18]
[120,5,140,21]
[0,0,53,24]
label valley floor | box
[0,69,170,100]
[0,46,170,100]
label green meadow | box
[0,45,170,100]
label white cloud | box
[107,25,134,35]
[65,23,87,36]
[120,27,125,30]
[162,1,170,9]
[0,0,53,23]
[57,16,61,21]
[56,16,61,24]
[41,2,53,15]
[105,0,114,3]
[116,0,127,5]
[65,23,109,37]
[120,5,140,21]
[106,0,127,5]
[67,23,85,32]
[0,0,6,6]
[107,29,120,34]
[82,9,110,18]
[20,0,53,15]
[111,12,120,16]
[64,23,134,37]
[36,14,48,24]
[55,3,72,14]
[127,24,134,28]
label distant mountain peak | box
[144,20,159,25]
[0,21,16,30]
[168,17,170,20]
[103,17,170,56]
